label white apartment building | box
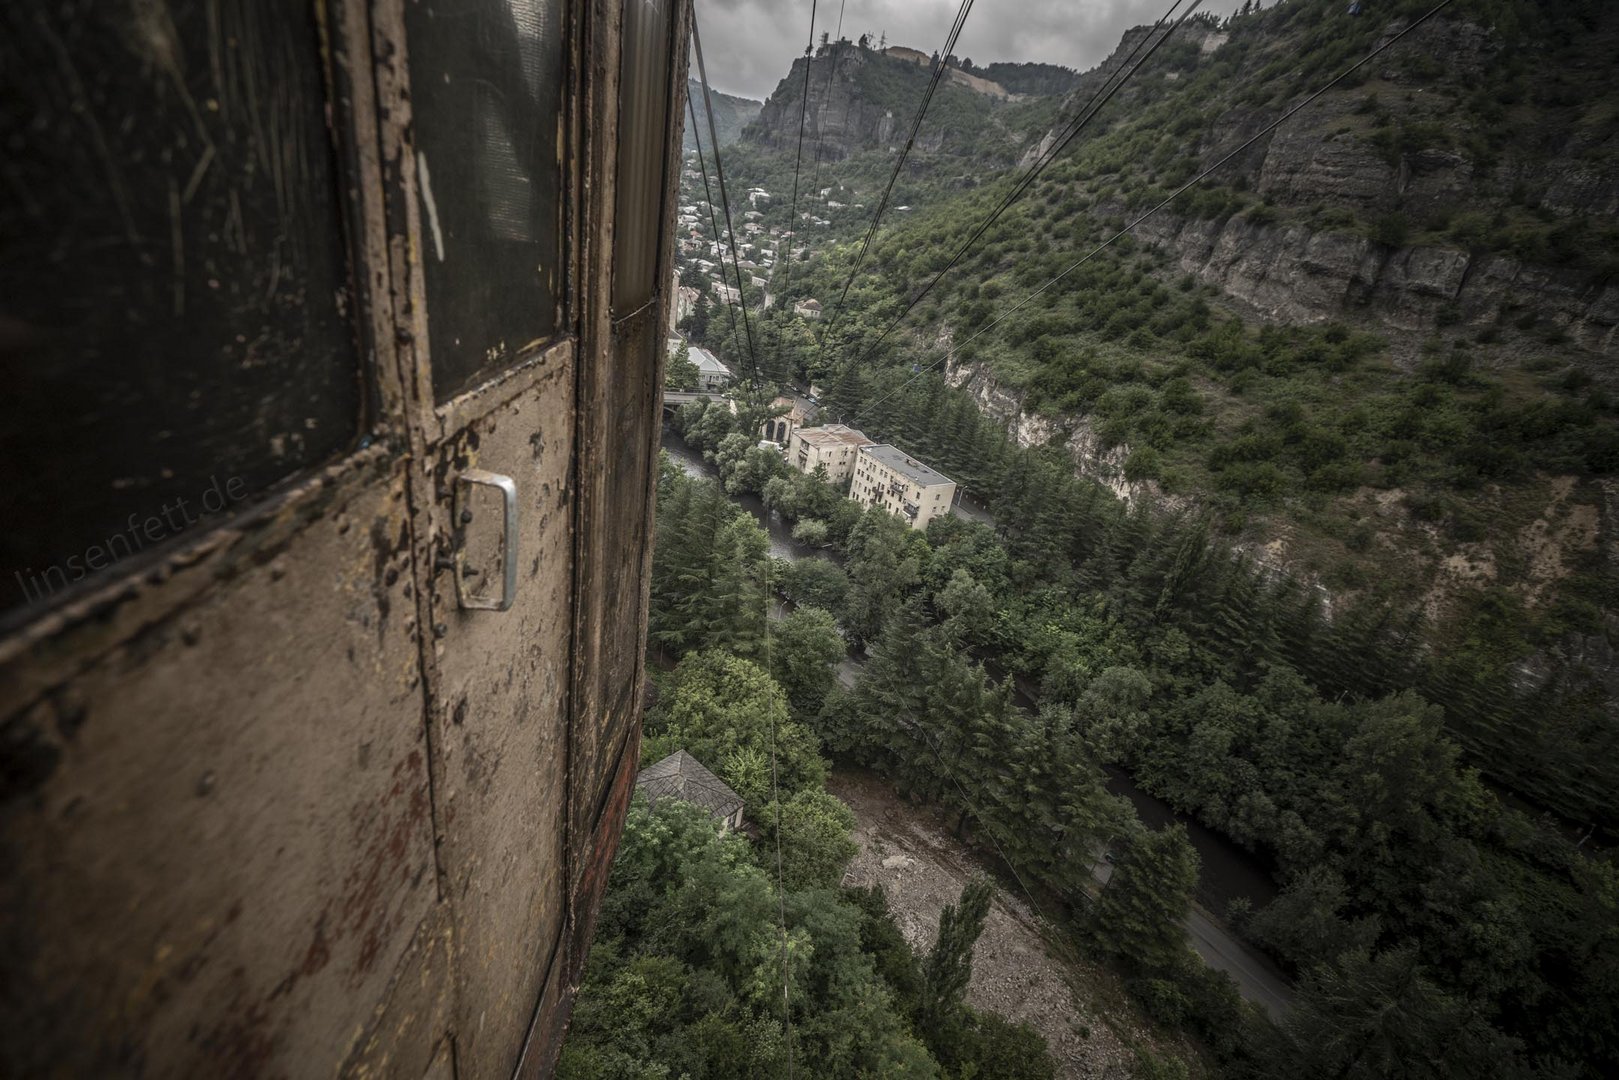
[785,425,874,485]
[690,346,732,393]
[851,444,957,530]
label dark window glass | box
[0,1,361,619]
[405,0,566,402]
[611,0,673,315]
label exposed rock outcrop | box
[945,356,1187,513]
[1131,211,1619,352]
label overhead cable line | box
[755,7,832,1067]
[686,94,744,352]
[692,15,763,384]
[691,16,794,1070]
[805,0,850,201]
[773,0,821,363]
[832,0,1204,377]
[817,0,978,343]
[847,0,1457,428]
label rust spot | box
[334,749,430,985]
[302,917,331,978]
[193,970,276,1079]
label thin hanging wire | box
[687,93,744,352]
[692,14,763,386]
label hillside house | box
[691,346,732,392]
[636,750,744,832]
[786,424,874,484]
[793,298,823,320]
[761,394,819,445]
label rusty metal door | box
[0,2,445,1076]
[379,2,581,1077]
[0,0,691,1075]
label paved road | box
[1186,904,1294,1016]
[950,493,995,526]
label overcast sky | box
[695,0,1247,101]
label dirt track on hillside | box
[828,768,1170,1080]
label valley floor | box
[829,767,1189,1080]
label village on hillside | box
[665,144,963,532]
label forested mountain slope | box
[740,0,1619,827]
[663,5,1619,1073]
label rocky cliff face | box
[1131,211,1619,354]
[745,42,1055,164]
[748,44,909,161]
[1055,13,1619,356]
[945,355,1187,512]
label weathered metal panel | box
[338,903,458,1080]
[567,0,692,904]
[567,722,641,985]
[424,353,577,1080]
[0,458,436,1077]
[0,0,364,621]
[510,933,570,1080]
[2,0,688,1073]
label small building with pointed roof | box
[636,749,745,831]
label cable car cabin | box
[0,1,689,1075]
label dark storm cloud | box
[694,0,1244,101]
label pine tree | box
[919,877,993,1035]
[1092,824,1197,973]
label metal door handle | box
[455,469,518,611]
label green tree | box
[649,463,770,658]
[919,877,994,1035]
[664,340,700,390]
[1073,665,1153,766]
[644,650,826,805]
[841,508,926,644]
[780,557,851,613]
[934,567,996,646]
[1092,824,1198,973]
[1251,865,1380,970]
[791,518,831,547]
[1265,944,1528,1080]
[762,786,859,891]
[769,605,847,719]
